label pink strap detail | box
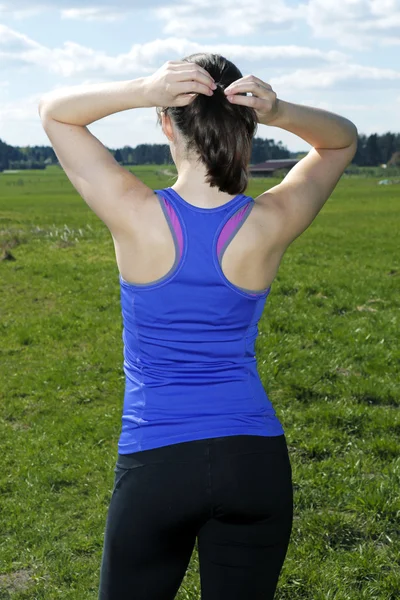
[217,203,252,259]
[162,196,183,258]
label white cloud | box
[0,0,307,33]
[1,0,399,54]
[0,0,169,20]
[0,3,46,19]
[0,90,42,124]
[381,36,400,45]
[60,8,124,22]
[0,25,350,81]
[155,0,307,37]
[306,0,400,49]
[2,22,398,98]
[0,23,42,51]
[370,0,399,16]
[0,80,10,98]
[270,63,400,91]
[155,0,400,49]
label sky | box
[0,0,399,153]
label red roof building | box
[249,158,299,177]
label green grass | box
[0,165,399,599]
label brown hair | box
[156,53,258,195]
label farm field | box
[0,165,399,599]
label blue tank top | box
[117,187,285,454]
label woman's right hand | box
[223,75,280,125]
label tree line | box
[0,132,399,172]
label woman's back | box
[113,186,284,293]
[116,186,285,455]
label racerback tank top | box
[117,187,284,454]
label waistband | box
[116,433,287,469]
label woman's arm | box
[223,75,357,149]
[38,78,151,125]
[258,100,358,249]
[38,59,216,125]
[223,74,358,250]
[37,62,215,238]
[38,77,156,238]
[264,99,358,149]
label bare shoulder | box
[252,189,289,254]
[111,187,157,243]
[252,142,357,250]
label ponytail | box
[157,53,258,195]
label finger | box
[237,74,272,88]
[184,62,215,82]
[174,80,214,97]
[225,78,272,94]
[224,80,268,93]
[224,81,270,97]
[184,68,215,89]
[178,67,215,89]
[225,93,265,110]
[171,61,215,83]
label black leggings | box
[98,433,293,600]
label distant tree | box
[379,132,396,164]
[250,137,290,164]
[114,149,123,163]
[365,134,381,166]
[0,138,22,171]
[1,131,399,170]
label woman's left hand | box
[142,60,217,108]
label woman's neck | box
[172,162,239,208]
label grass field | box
[0,165,399,599]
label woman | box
[39,53,358,600]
